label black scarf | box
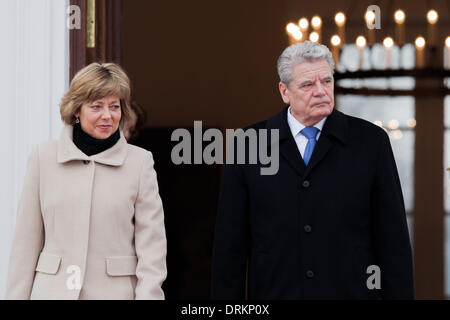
[73,122,120,156]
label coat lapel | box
[280,138,307,177]
[57,124,128,166]
[303,134,332,178]
[267,107,306,177]
[303,108,349,177]
[266,107,348,178]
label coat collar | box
[57,125,128,166]
[266,106,348,177]
[267,106,348,145]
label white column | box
[0,0,69,298]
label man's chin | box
[313,105,333,116]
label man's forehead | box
[294,61,332,79]
[297,70,333,81]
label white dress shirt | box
[286,107,327,158]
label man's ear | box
[279,82,290,104]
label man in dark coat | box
[211,41,414,299]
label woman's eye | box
[91,105,101,109]
[112,105,120,109]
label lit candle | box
[334,12,346,45]
[311,16,322,43]
[330,35,341,69]
[365,10,376,46]
[394,9,405,46]
[286,23,303,45]
[407,118,416,128]
[383,37,394,69]
[427,9,438,47]
[415,36,426,68]
[388,119,399,130]
[309,31,319,43]
[445,36,450,69]
[356,35,366,70]
[292,29,303,42]
[299,18,309,40]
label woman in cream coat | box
[5,63,167,300]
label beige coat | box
[5,125,167,300]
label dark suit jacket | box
[211,107,414,300]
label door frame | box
[69,0,122,80]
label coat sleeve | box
[134,151,167,300]
[211,158,250,299]
[5,146,44,300]
[371,130,414,299]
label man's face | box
[279,59,334,126]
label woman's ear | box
[74,107,81,118]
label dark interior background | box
[122,0,288,299]
[121,0,450,299]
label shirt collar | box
[287,106,327,138]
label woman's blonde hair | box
[60,62,132,126]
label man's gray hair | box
[277,41,335,87]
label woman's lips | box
[97,125,112,130]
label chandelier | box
[285,8,450,72]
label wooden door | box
[69,0,122,80]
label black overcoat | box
[211,107,414,299]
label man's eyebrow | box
[298,79,313,85]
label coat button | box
[83,160,90,165]
[304,225,312,233]
[306,270,314,278]
[302,180,310,188]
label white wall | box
[0,0,69,298]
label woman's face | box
[75,95,122,139]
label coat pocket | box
[35,252,62,275]
[106,256,138,276]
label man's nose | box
[312,82,326,96]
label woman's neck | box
[72,122,121,156]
